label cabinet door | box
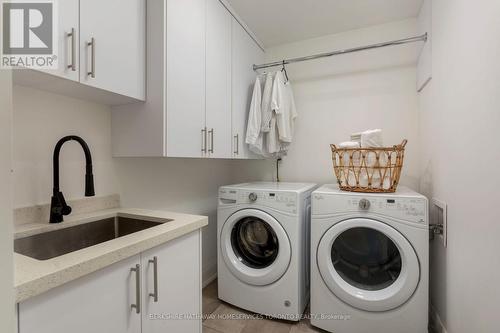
[231,19,265,159]
[205,0,232,159]
[141,231,202,333]
[111,0,166,157]
[39,0,79,81]
[79,0,145,100]
[165,0,206,158]
[19,255,141,333]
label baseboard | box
[429,304,448,333]
[202,258,217,288]
[202,272,217,288]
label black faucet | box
[50,136,95,223]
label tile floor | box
[202,280,325,333]
[203,280,436,333]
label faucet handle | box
[61,204,72,215]
[50,191,72,223]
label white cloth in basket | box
[360,129,389,187]
[338,141,363,187]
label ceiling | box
[225,0,423,47]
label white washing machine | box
[217,182,317,320]
[310,185,429,333]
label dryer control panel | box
[219,188,298,214]
[313,194,428,225]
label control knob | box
[248,192,258,202]
[359,199,371,210]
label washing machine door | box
[221,209,291,286]
[317,218,420,312]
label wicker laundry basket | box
[330,140,407,193]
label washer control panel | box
[219,188,298,214]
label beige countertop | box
[14,208,208,303]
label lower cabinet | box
[18,230,202,333]
[141,231,202,332]
[18,254,142,333]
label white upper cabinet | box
[80,0,146,100]
[231,19,265,159]
[205,0,232,159]
[165,0,206,158]
[13,0,146,105]
[112,0,265,159]
[39,0,79,81]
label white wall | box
[115,158,272,282]
[0,72,14,333]
[419,0,500,332]
[13,86,119,208]
[265,19,421,189]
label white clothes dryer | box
[310,185,429,333]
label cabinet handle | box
[201,128,207,153]
[208,129,214,153]
[87,37,95,78]
[131,264,141,314]
[67,28,76,71]
[234,134,239,155]
[149,256,159,302]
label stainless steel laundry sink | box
[14,216,168,260]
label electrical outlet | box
[432,198,447,247]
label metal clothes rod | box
[253,33,428,71]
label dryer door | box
[221,209,291,286]
[317,218,420,312]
